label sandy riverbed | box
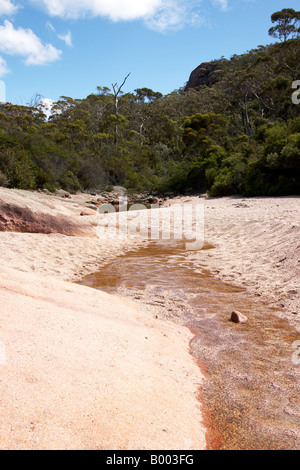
[0,188,299,449]
[176,195,300,332]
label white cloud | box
[46,21,55,32]
[57,30,72,47]
[36,0,162,21]
[35,0,230,32]
[0,20,62,65]
[39,97,54,119]
[145,0,205,32]
[0,0,18,16]
[0,55,9,77]
[35,0,207,31]
[212,0,228,11]
[46,21,72,47]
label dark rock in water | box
[230,311,248,324]
[146,196,158,204]
[110,199,121,206]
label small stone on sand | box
[230,311,248,324]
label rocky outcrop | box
[185,61,224,90]
[0,202,94,237]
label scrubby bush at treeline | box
[0,34,299,196]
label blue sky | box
[0,0,299,106]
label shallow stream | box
[79,240,299,450]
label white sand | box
[0,265,205,450]
[178,196,300,331]
[0,188,206,450]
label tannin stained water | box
[79,240,300,450]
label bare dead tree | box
[111,73,131,145]
[27,93,44,109]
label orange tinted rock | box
[0,202,93,237]
[231,311,248,324]
[80,208,97,216]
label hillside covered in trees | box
[0,12,300,197]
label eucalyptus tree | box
[268,8,300,42]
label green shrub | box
[8,152,37,189]
[0,170,8,187]
[209,168,236,197]
[59,170,82,193]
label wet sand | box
[79,240,300,450]
[180,195,300,329]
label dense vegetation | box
[0,19,300,197]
